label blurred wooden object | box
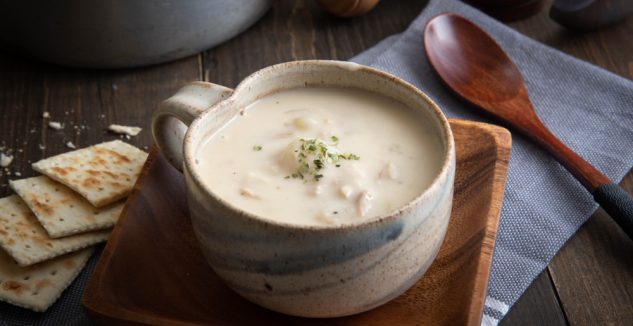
[316,0,381,17]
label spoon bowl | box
[425,14,523,104]
[424,13,633,240]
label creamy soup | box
[196,87,443,226]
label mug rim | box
[183,60,455,231]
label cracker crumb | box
[48,121,63,130]
[14,172,21,177]
[66,141,76,149]
[0,153,13,167]
[38,144,45,150]
[42,111,50,118]
[108,124,142,137]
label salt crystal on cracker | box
[10,176,124,238]
[0,195,109,266]
[32,140,148,207]
[0,246,93,312]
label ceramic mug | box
[151,60,456,318]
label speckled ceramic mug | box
[151,60,456,318]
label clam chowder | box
[196,87,442,226]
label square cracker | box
[10,176,124,238]
[0,246,93,312]
[32,140,148,207]
[0,195,109,266]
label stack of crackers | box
[0,140,147,312]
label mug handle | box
[151,81,233,171]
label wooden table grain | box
[0,0,631,324]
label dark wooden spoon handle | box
[528,121,609,191]
[594,184,633,239]
[529,120,633,239]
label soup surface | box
[196,87,443,226]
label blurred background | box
[0,0,630,69]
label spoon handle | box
[594,184,633,239]
[532,122,633,239]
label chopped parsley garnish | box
[285,136,359,182]
[253,145,263,151]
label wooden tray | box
[83,119,511,326]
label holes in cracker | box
[69,204,75,208]
[31,291,38,296]
[58,218,64,222]
[25,244,31,249]
[23,275,30,281]
[93,211,100,215]
[51,270,57,276]
[98,187,104,192]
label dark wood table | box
[1,0,631,324]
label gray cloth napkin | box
[3,1,633,325]
[351,0,633,324]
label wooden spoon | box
[424,13,633,240]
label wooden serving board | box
[83,119,511,325]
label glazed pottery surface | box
[151,60,456,317]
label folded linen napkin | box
[351,0,633,324]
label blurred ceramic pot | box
[0,0,272,68]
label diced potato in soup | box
[196,87,443,226]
